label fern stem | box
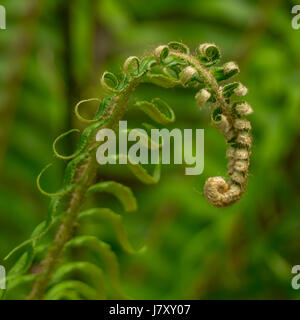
[27,157,96,300]
[171,51,233,123]
[27,81,139,300]
[6,42,253,299]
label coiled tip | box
[204,176,242,208]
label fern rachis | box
[2,42,253,300]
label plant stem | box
[171,52,232,123]
[27,156,96,300]
[27,80,140,300]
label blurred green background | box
[0,0,300,299]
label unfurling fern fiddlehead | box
[2,42,253,300]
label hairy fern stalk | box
[2,42,253,300]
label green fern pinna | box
[2,42,253,300]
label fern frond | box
[64,235,127,299]
[4,42,253,300]
[78,208,145,254]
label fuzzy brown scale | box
[201,63,253,207]
[164,46,253,207]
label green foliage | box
[0,0,299,301]
[2,38,252,299]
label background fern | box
[0,0,300,300]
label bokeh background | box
[0,0,300,299]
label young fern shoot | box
[3,42,253,300]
